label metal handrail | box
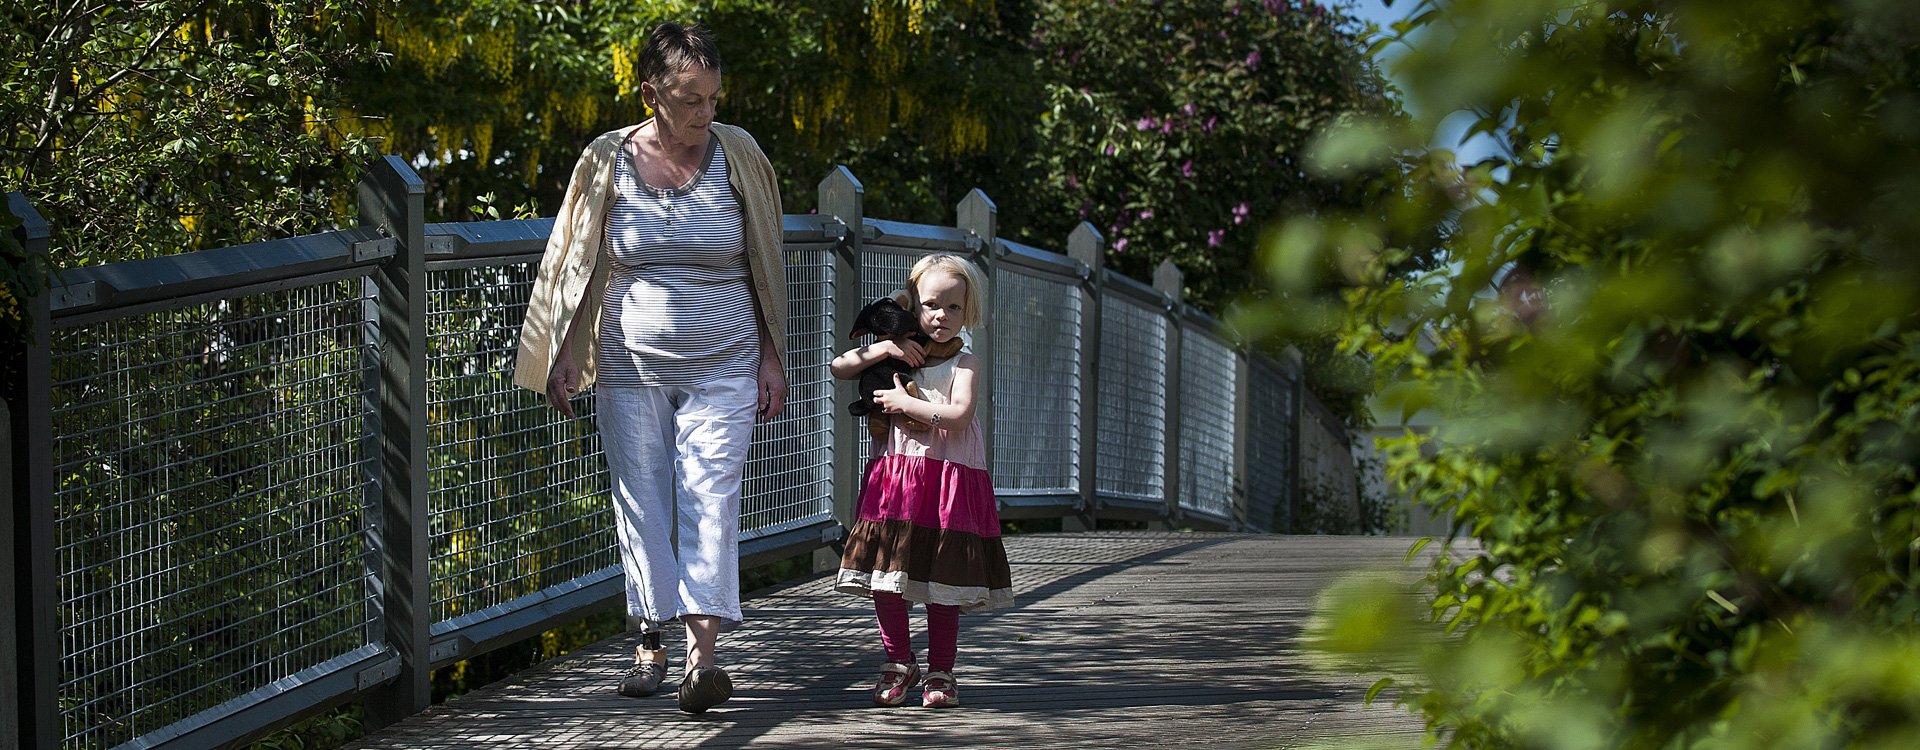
[4,158,1345,749]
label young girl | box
[830,254,1014,708]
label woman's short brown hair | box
[638,22,720,85]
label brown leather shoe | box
[618,647,669,697]
[678,666,733,714]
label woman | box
[512,21,786,715]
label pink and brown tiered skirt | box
[835,453,1014,611]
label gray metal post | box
[1232,337,1251,531]
[1283,345,1306,532]
[1,396,12,750]
[6,191,55,750]
[956,190,997,475]
[1153,261,1184,529]
[819,167,864,530]
[1064,223,1105,532]
[358,156,431,726]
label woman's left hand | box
[757,350,787,421]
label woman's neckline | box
[626,124,719,198]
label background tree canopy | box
[1280,0,1920,746]
[5,0,1395,365]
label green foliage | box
[247,704,364,750]
[1282,0,1920,746]
[1022,0,1401,314]
[1,205,43,363]
[2,0,380,266]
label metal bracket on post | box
[429,636,474,665]
[48,281,97,312]
[354,235,398,263]
[354,656,403,692]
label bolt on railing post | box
[6,191,56,750]
[1153,261,1184,529]
[955,190,998,478]
[1065,223,1105,532]
[357,156,431,727]
[819,167,865,531]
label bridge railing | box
[5,158,1347,750]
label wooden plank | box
[344,532,1434,749]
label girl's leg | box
[922,603,962,707]
[870,592,921,706]
[873,591,914,664]
[925,603,960,673]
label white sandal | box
[921,671,959,708]
[872,662,921,706]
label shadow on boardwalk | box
[345,532,1430,749]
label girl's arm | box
[873,353,978,428]
[829,338,926,379]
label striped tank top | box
[595,137,759,387]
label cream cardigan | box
[513,121,788,395]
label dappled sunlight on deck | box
[346,532,1429,749]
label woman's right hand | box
[546,358,582,418]
[874,339,926,367]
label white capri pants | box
[595,376,758,633]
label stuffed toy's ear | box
[849,299,888,339]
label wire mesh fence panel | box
[1245,359,1297,532]
[1094,296,1168,504]
[1297,394,1361,533]
[425,262,615,626]
[742,244,838,536]
[990,266,1082,496]
[48,280,379,749]
[1177,326,1236,522]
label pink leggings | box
[873,592,959,672]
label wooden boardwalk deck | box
[345,532,1431,749]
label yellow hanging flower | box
[611,42,636,96]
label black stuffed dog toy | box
[847,297,965,440]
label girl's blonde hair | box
[901,253,989,331]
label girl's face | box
[914,271,968,344]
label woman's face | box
[645,66,721,148]
[914,271,968,344]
